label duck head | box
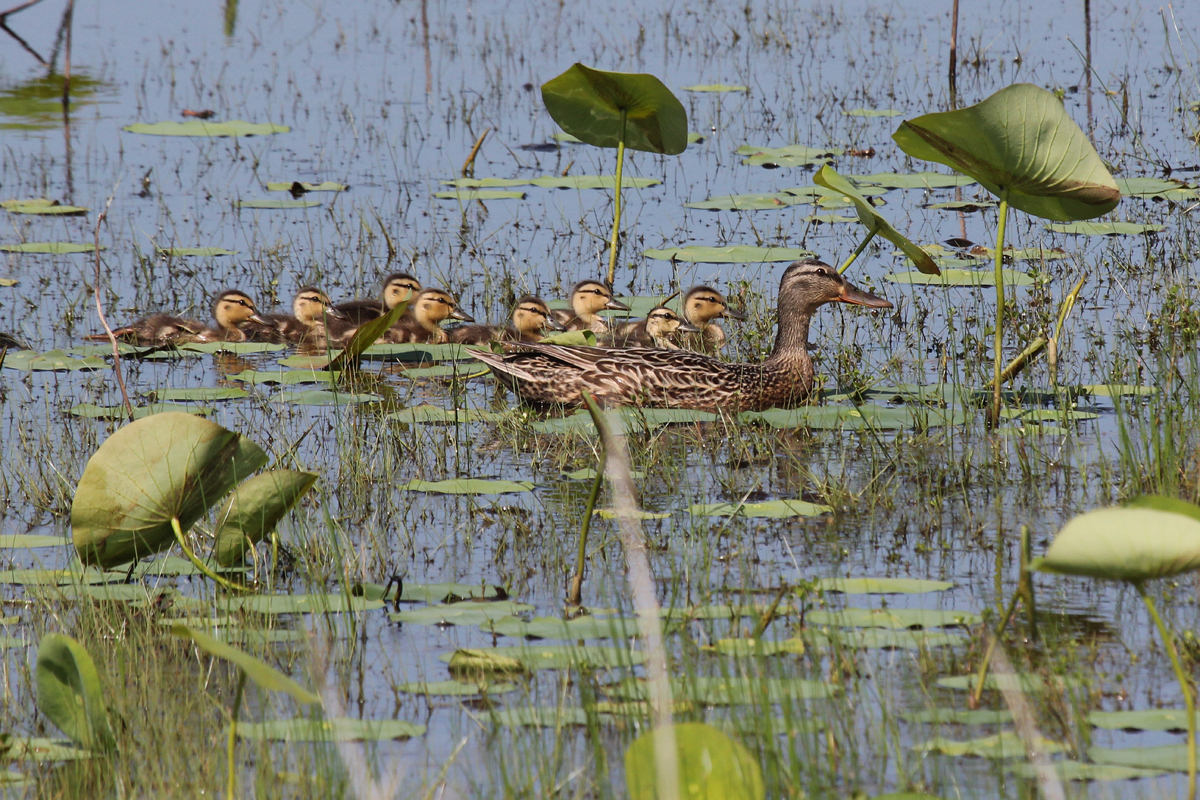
[570,280,629,318]
[412,289,474,330]
[293,287,347,324]
[511,296,564,335]
[382,272,422,310]
[779,259,892,312]
[684,285,748,325]
[644,306,700,340]
[213,290,267,330]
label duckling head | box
[293,287,347,324]
[570,280,629,318]
[213,290,267,330]
[412,289,474,329]
[684,285,748,326]
[511,296,564,335]
[382,272,422,310]
[780,259,892,312]
[644,306,700,340]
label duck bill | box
[325,307,349,320]
[837,283,892,309]
[450,309,475,323]
[677,322,702,333]
[543,316,567,331]
[604,297,631,312]
[249,312,269,324]
[722,306,748,321]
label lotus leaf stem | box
[227,669,247,800]
[569,448,607,608]
[1136,582,1195,800]
[606,109,627,286]
[989,194,1010,428]
[837,229,878,275]
[170,518,252,594]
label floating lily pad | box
[534,329,602,344]
[1090,745,1197,772]
[843,108,902,117]
[805,629,963,650]
[444,645,644,671]
[688,500,832,518]
[915,732,1066,759]
[851,172,976,190]
[386,405,504,424]
[1088,709,1199,732]
[885,268,1035,287]
[147,387,249,402]
[0,534,68,548]
[273,390,380,406]
[1,199,87,215]
[712,638,806,657]
[643,245,813,263]
[1008,760,1166,781]
[0,242,98,254]
[1116,177,1188,196]
[213,593,385,615]
[0,568,117,586]
[925,200,997,211]
[179,341,286,354]
[1001,408,1099,423]
[740,404,969,431]
[390,601,533,626]
[594,508,671,520]
[814,577,954,594]
[684,193,802,211]
[531,407,719,434]
[48,584,180,604]
[736,144,836,168]
[1077,384,1157,397]
[236,199,320,210]
[1031,507,1200,583]
[1046,221,1164,236]
[807,608,979,629]
[0,278,14,286]
[902,708,1014,725]
[157,246,238,257]
[661,604,796,621]
[228,369,334,385]
[398,582,503,603]
[264,181,347,192]
[398,478,534,495]
[434,190,526,201]
[361,342,469,361]
[3,350,106,371]
[237,718,424,741]
[123,120,290,137]
[441,176,661,190]
[395,680,517,697]
[626,723,764,800]
[4,737,93,762]
[682,84,748,92]
[489,707,592,727]
[937,674,1082,693]
[396,364,487,380]
[606,676,838,705]
[486,615,642,640]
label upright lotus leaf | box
[328,300,407,372]
[1031,507,1200,582]
[170,625,320,705]
[72,413,268,568]
[541,64,687,155]
[1126,495,1200,524]
[625,722,764,800]
[892,83,1120,222]
[813,165,939,275]
[212,470,318,566]
[36,634,116,752]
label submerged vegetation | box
[1,0,1200,798]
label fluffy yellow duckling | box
[550,280,630,334]
[379,289,473,344]
[85,289,268,346]
[448,296,565,344]
[333,272,422,325]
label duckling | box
[379,289,474,344]
[600,306,700,349]
[333,272,422,325]
[248,287,347,346]
[550,280,630,334]
[0,332,29,351]
[680,285,748,353]
[84,289,268,346]
[449,296,566,344]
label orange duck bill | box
[836,281,892,309]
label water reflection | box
[0,71,107,130]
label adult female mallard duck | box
[250,287,347,346]
[333,272,422,325]
[680,285,747,353]
[85,289,268,346]
[379,289,473,344]
[599,306,699,349]
[448,296,565,344]
[550,280,630,334]
[470,259,891,412]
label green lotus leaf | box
[892,83,1120,221]
[925,199,997,211]
[236,718,424,741]
[386,405,504,424]
[170,625,320,704]
[178,341,286,354]
[35,634,116,752]
[3,349,106,371]
[851,171,976,189]
[71,413,267,568]
[0,534,68,548]
[535,330,599,346]
[808,607,978,629]
[814,577,954,594]
[434,190,526,201]
[814,165,939,274]
[228,369,335,385]
[212,470,318,566]
[272,390,381,405]
[736,143,835,167]
[235,199,320,209]
[688,500,832,519]
[1008,761,1166,781]
[1045,221,1164,236]
[541,64,688,155]
[884,268,1035,286]
[1077,383,1157,397]
[395,681,517,697]
[489,707,592,727]
[389,601,534,626]
[915,732,1065,759]
[208,593,384,615]
[0,242,98,254]
[353,580,502,604]
[740,404,969,431]
[398,478,534,495]
[157,246,237,257]
[0,198,87,215]
[123,120,289,137]
[1031,507,1200,581]
[1115,177,1188,196]
[441,175,661,190]
[606,676,837,705]
[684,193,802,211]
[937,673,1083,692]
[804,629,962,650]
[1089,709,1199,731]
[1090,745,1197,773]
[264,181,347,192]
[626,723,764,800]
[643,245,813,263]
[901,708,1013,725]
[486,615,643,640]
[147,387,248,402]
[443,645,644,671]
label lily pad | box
[235,199,320,209]
[1031,507,1200,582]
[806,608,979,629]
[486,615,642,640]
[398,478,534,495]
[606,676,838,705]
[1116,177,1189,196]
[389,601,534,626]
[915,732,1066,759]
[805,629,962,650]
[123,120,290,137]
[434,190,526,201]
[1089,709,1199,732]
[814,577,954,594]
[441,176,661,190]
[228,369,335,385]
[157,247,238,257]
[445,645,644,672]
[851,172,976,190]
[0,278,14,286]
[0,534,68,548]
[68,404,212,420]
[937,674,1082,693]
[211,593,385,615]
[688,500,833,518]
[3,350,107,371]
[4,737,93,762]
[684,193,802,211]
[1008,760,1166,781]
[1045,221,1164,236]
[682,84,748,92]
[712,637,807,657]
[273,390,380,405]
[236,717,422,741]
[530,407,719,434]
[740,404,969,431]
[386,405,504,424]
[147,387,248,402]
[1077,383,1157,397]
[884,268,1035,287]
[626,723,764,800]
[1,199,87,215]
[643,245,814,263]
[355,580,502,604]
[902,708,1014,725]
[395,680,517,697]
[925,200,997,211]
[179,341,287,354]
[736,144,836,168]
[264,181,347,192]
[489,707,592,727]
[1090,745,1199,772]
[0,242,97,254]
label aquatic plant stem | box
[989,194,1010,428]
[227,669,247,800]
[91,192,132,418]
[606,109,627,286]
[170,518,252,594]
[971,589,1022,708]
[1136,582,1196,800]
[568,449,607,607]
[837,230,878,275]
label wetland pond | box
[2,0,1200,797]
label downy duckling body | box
[86,289,268,346]
[550,280,630,334]
[680,285,747,353]
[333,272,422,325]
[449,296,565,344]
[380,289,473,344]
[249,287,347,346]
[600,306,699,349]
[471,259,892,412]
